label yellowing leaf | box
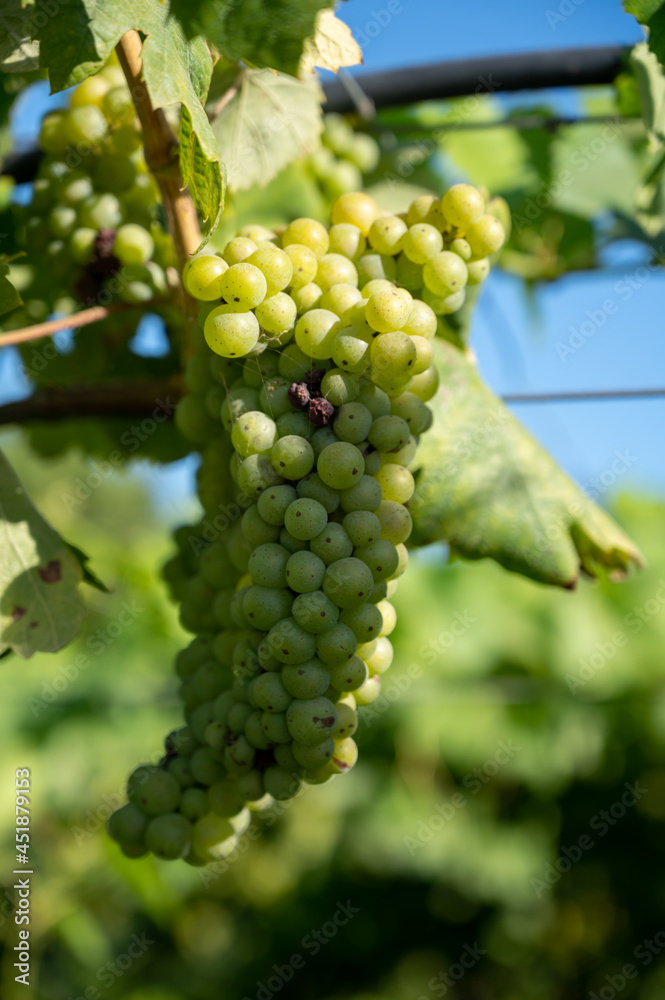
[300,9,362,75]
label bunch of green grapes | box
[108,185,507,866]
[308,113,380,201]
[5,57,174,338]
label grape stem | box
[0,299,167,347]
[207,77,242,122]
[0,378,183,425]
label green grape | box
[348,132,380,172]
[224,734,255,773]
[219,263,267,309]
[190,662,232,701]
[231,411,277,457]
[48,205,76,238]
[390,392,432,435]
[127,766,180,816]
[328,223,366,260]
[278,343,314,381]
[368,215,407,255]
[310,523,354,566]
[315,622,357,664]
[373,464,415,504]
[334,402,373,444]
[235,772,266,801]
[340,602,383,642]
[180,788,209,823]
[330,192,380,235]
[402,299,437,340]
[245,711,275,750]
[238,224,275,242]
[248,542,289,587]
[368,414,410,453]
[280,527,308,554]
[271,436,315,480]
[316,253,358,290]
[293,738,335,769]
[296,472,340,514]
[113,223,155,266]
[441,183,485,229]
[243,586,293,630]
[319,284,363,322]
[220,387,259,431]
[363,278,397,300]
[353,673,382,705]
[450,237,473,261]
[292,590,340,634]
[204,307,260,358]
[327,737,359,775]
[282,659,331,699]
[146,813,191,860]
[248,246,293,296]
[255,293,297,336]
[320,368,360,406]
[355,382,391,419]
[310,426,339,459]
[283,243,319,288]
[365,288,411,334]
[423,251,468,296]
[257,484,297,525]
[356,253,397,286]
[66,105,107,145]
[342,510,381,547]
[248,672,292,712]
[408,364,440,402]
[377,599,397,636]
[223,237,258,265]
[467,258,491,285]
[285,550,326,593]
[354,538,399,581]
[402,223,444,264]
[107,803,148,848]
[317,442,365,489]
[260,712,291,744]
[241,505,280,547]
[94,152,136,192]
[323,557,373,610]
[292,282,323,314]
[282,218,330,257]
[329,655,369,692]
[191,815,237,861]
[71,74,110,108]
[264,766,302,800]
[396,251,425,291]
[183,254,229,301]
[333,694,358,738]
[370,332,417,381]
[295,308,340,360]
[332,326,372,373]
[190,747,225,785]
[364,636,394,675]
[266,617,317,664]
[259,377,293,418]
[376,500,413,545]
[284,498,328,540]
[102,86,135,125]
[286,697,337,746]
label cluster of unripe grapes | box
[5,58,173,334]
[308,113,381,201]
[107,184,505,866]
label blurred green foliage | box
[1,434,664,1000]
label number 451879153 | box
[15,769,30,863]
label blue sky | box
[1,0,662,526]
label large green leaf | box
[169,0,330,76]
[0,451,87,657]
[625,2,665,68]
[410,343,644,588]
[631,41,665,143]
[34,0,223,240]
[210,68,323,192]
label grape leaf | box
[300,9,362,75]
[0,0,39,71]
[169,0,330,77]
[410,343,644,589]
[624,2,665,68]
[0,260,22,317]
[0,450,87,658]
[210,68,323,192]
[630,42,665,143]
[34,0,224,240]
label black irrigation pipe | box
[503,388,665,403]
[322,45,630,113]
